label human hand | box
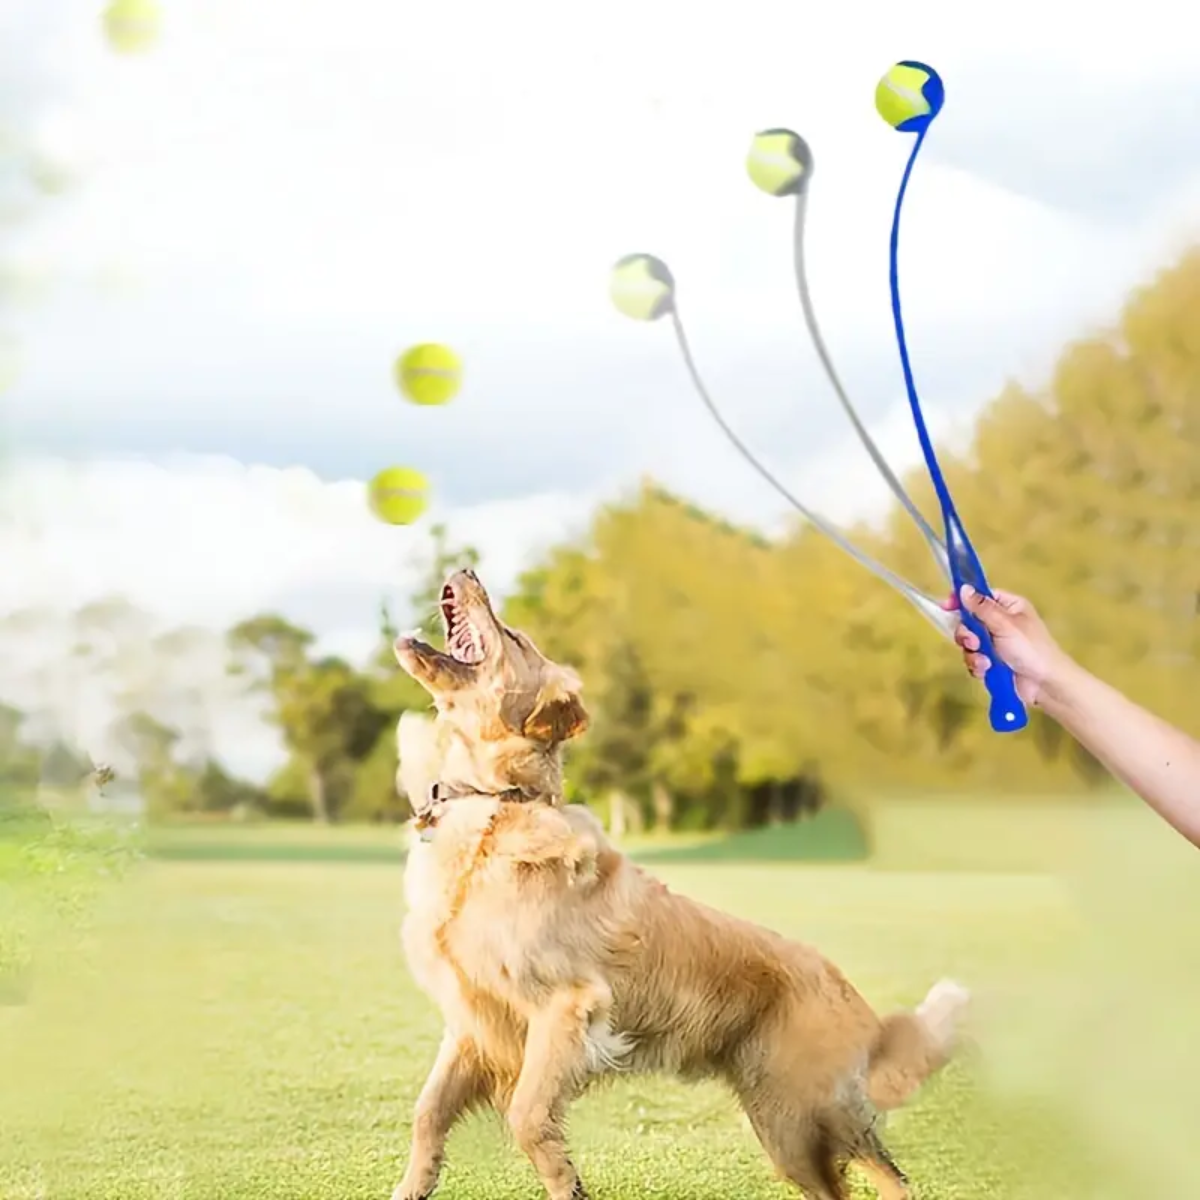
[946,585,1073,707]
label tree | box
[227,614,315,685]
[227,615,392,822]
[221,521,489,826]
[835,253,1200,785]
[187,759,263,816]
[105,245,1195,825]
[227,615,326,819]
[256,657,391,824]
[341,729,412,824]
[0,704,40,793]
[147,625,229,765]
[503,485,808,831]
[109,709,185,819]
[36,740,95,792]
[504,240,1200,814]
[67,596,163,766]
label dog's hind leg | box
[740,1101,851,1200]
[508,983,610,1200]
[853,1130,911,1200]
[393,1034,489,1200]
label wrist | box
[1037,648,1088,719]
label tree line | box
[3,248,1198,830]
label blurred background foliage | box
[3,246,1200,841]
[7,248,1199,837]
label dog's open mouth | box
[441,583,487,665]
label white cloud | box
[0,454,592,630]
[6,0,1197,480]
[0,454,596,777]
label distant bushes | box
[633,807,869,865]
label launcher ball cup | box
[746,129,813,198]
[368,466,430,526]
[609,254,676,322]
[395,343,462,407]
[875,61,944,133]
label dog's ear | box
[522,669,590,744]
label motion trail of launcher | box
[609,60,1028,736]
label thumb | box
[959,584,1012,634]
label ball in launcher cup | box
[745,129,812,198]
[875,61,944,133]
[609,254,676,322]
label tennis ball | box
[746,129,813,198]
[875,61,944,133]
[367,466,430,526]
[395,343,462,407]
[102,0,161,54]
[609,254,675,322]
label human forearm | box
[1040,658,1200,847]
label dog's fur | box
[391,570,969,1200]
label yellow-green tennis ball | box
[103,0,161,54]
[368,466,430,526]
[746,129,812,198]
[875,61,944,133]
[395,343,462,407]
[609,254,675,322]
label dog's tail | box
[867,978,970,1111]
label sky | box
[2,0,1198,776]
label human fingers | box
[990,588,1032,616]
[954,622,980,652]
[964,650,990,679]
[959,584,1016,635]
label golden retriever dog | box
[391,568,969,1200]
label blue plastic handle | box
[958,606,1028,732]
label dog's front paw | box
[391,1169,435,1200]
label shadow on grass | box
[631,810,867,866]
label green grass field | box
[2,800,1198,1199]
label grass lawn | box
[2,802,1197,1198]
[142,811,863,867]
